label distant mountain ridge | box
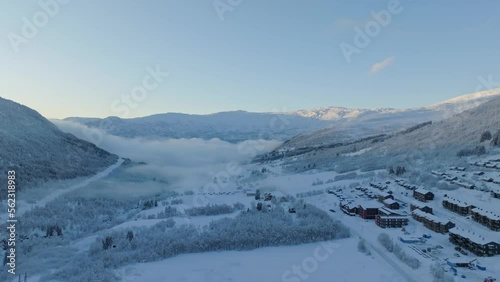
[0,97,118,192]
[63,111,330,143]
[278,88,500,149]
[60,88,500,144]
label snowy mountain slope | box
[428,88,500,110]
[280,88,500,149]
[291,88,500,121]
[374,95,500,152]
[0,97,118,192]
[263,96,500,173]
[61,88,500,144]
[63,111,330,143]
[290,107,394,121]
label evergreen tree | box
[102,236,113,250]
[126,231,134,242]
[256,202,263,211]
[255,189,261,200]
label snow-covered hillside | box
[63,111,329,143]
[0,97,118,192]
[281,88,500,149]
[262,95,500,174]
[61,88,500,144]
[374,94,500,152]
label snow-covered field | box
[115,238,406,282]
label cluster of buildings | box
[339,199,410,229]
[334,172,500,259]
[369,182,389,191]
[431,169,475,189]
[470,160,500,170]
[482,176,500,185]
[431,170,459,183]
[449,166,467,172]
[377,192,400,209]
[442,197,500,230]
[395,178,418,190]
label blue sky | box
[1,0,499,119]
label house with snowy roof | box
[383,198,400,210]
[471,208,500,231]
[442,197,475,216]
[410,201,433,214]
[448,227,499,257]
[376,214,409,228]
[413,188,434,202]
[377,192,394,202]
[412,209,455,233]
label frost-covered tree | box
[357,239,370,255]
[457,145,486,157]
[378,233,394,252]
[256,202,263,211]
[378,234,420,269]
[480,130,492,142]
[255,189,261,200]
[170,199,183,205]
[185,204,235,216]
[492,130,500,146]
[233,202,245,210]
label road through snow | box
[18,158,124,216]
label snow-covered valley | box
[1,93,500,282]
